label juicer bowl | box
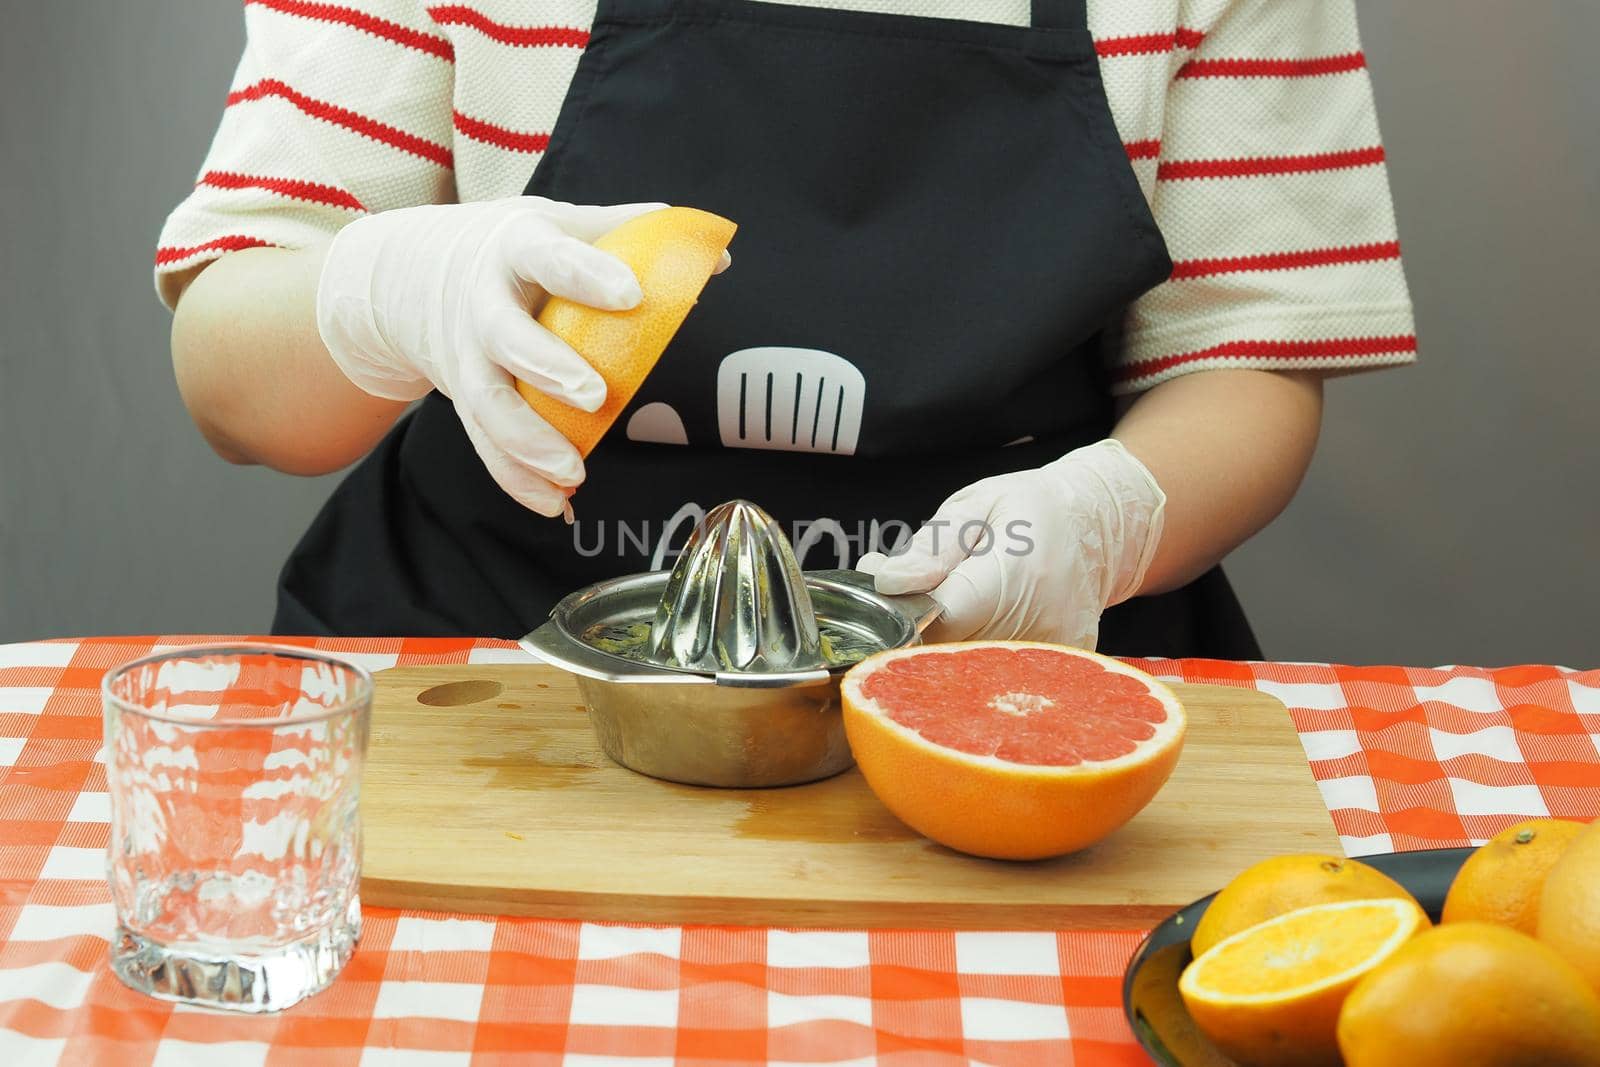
[520,568,939,788]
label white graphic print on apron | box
[715,348,867,455]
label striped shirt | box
[155,0,1417,391]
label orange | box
[1538,817,1600,994]
[1442,817,1584,934]
[839,642,1185,860]
[1337,921,1600,1067]
[1191,854,1420,957]
[1179,897,1428,1067]
[518,206,736,455]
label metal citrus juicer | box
[521,500,940,787]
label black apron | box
[275,0,1260,659]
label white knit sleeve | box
[1114,0,1417,392]
[153,0,457,309]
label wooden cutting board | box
[361,664,1339,929]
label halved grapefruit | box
[839,641,1186,860]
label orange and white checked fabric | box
[1,636,1597,1066]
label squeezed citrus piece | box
[519,206,736,456]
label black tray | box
[1121,847,1472,1066]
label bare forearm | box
[1112,369,1324,595]
[169,244,408,475]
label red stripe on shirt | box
[198,170,366,211]
[426,5,589,48]
[244,0,454,61]
[1095,27,1206,58]
[1117,335,1418,382]
[1158,146,1386,182]
[1170,241,1401,280]
[1178,52,1368,79]
[227,79,454,168]
[453,111,551,154]
[1124,139,1162,161]
[155,235,274,266]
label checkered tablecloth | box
[1,636,1596,1066]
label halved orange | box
[1179,897,1428,1067]
[1192,853,1421,956]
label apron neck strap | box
[1029,0,1086,30]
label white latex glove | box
[857,439,1166,649]
[315,195,665,517]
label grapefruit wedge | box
[839,642,1186,860]
[518,206,736,456]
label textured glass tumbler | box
[102,645,372,1012]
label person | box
[157,0,1415,655]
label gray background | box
[2,2,1595,666]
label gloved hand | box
[315,195,666,517]
[856,439,1166,649]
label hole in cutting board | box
[417,679,505,707]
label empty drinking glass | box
[102,645,372,1011]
